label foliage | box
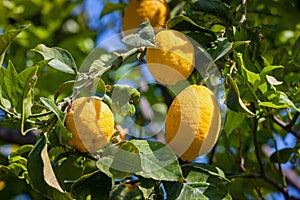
[0,0,299,199]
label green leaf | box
[100,2,126,18]
[270,148,294,163]
[27,134,72,199]
[89,59,111,78]
[0,87,12,111]
[0,25,30,66]
[97,140,183,182]
[212,40,250,62]
[166,15,214,34]
[224,110,245,136]
[1,61,18,107]
[110,84,140,116]
[259,92,300,112]
[92,78,106,98]
[33,44,77,74]
[235,52,260,90]
[18,65,40,135]
[212,40,233,61]
[40,97,65,122]
[122,21,155,47]
[260,65,284,77]
[292,36,300,67]
[183,163,228,181]
[164,164,230,200]
[54,80,75,101]
[132,140,183,182]
[138,178,155,199]
[1,61,41,134]
[71,170,112,200]
[232,41,251,50]
[10,145,34,158]
[188,0,230,24]
[0,165,16,178]
[96,142,142,179]
[226,75,255,116]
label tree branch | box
[226,171,297,199]
[252,116,293,199]
[272,113,300,139]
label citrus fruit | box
[165,85,221,161]
[146,30,195,85]
[65,97,114,153]
[122,0,169,34]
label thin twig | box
[253,117,264,174]
[239,0,247,24]
[272,114,300,139]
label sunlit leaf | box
[260,65,284,76]
[164,164,231,200]
[0,25,30,65]
[18,66,39,135]
[92,78,106,98]
[259,92,300,112]
[97,142,142,179]
[132,140,183,182]
[40,97,65,122]
[33,44,77,74]
[266,75,283,86]
[122,21,155,47]
[235,52,260,90]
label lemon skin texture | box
[122,0,169,34]
[146,30,195,85]
[165,85,221,161]
[65,97,114,153]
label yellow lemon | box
[65,97,114,153]
[165,85,221,161]
[122,0,169,34]
[146,30,195,85]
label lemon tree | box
[0,0,300,200]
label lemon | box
[65,97,114,153]
[122,0,169,34]
[165,85,221,161]
[146,30,195,85]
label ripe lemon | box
[146,30,195,85]
[122,0,169,34]
[165,85,221,161]
[65,97,114,153]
